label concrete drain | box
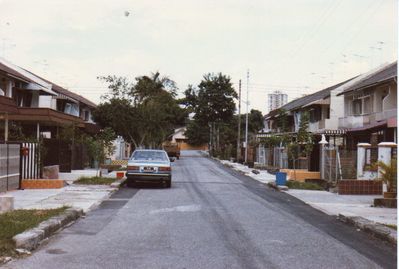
[46,248,67,255]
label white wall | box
[38,95,53,108]
[383,84,397,111]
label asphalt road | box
[5,151,397,269]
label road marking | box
[150,204,201,214]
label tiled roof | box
[266,77,356,118]
[22,69,97,108]
[338,61,397,95]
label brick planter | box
[21,180,65,189]
[338,180,382,195]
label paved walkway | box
[1,185,116,213]
[219,159,397,226]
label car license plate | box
[143,167,155,172]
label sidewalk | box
[0,168,124,213]
[219,159,397,226]
[1,184,118,213]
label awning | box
[347,120,387,132]
[53,93,79,104]
[316,129,347,135]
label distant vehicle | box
[163,142,180,160]
[126,149,172,188]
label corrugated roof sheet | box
[338,61,397,95]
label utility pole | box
[236,80,241,162]
[245,70,249,163]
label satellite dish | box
[124,11,130,17]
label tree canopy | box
[183,73,237,147]
[93,72,186,149]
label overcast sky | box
[0,0,397,114]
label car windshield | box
[131,151,168,162]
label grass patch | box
[384,224,397,230]
[286,180,324,190]
[75,176,116,185]
[0,207,67,258]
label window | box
[352,99,362,115]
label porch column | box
[319,135,328,180]
[6,81,12,98]
[4,114,8,142]
[357,143,371,179]
[36,122,40,140]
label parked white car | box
[126,149,172,188]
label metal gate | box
[21,143,40,180]
[321,146,358,182]
[322,146,339,182]
[0,143,20,192]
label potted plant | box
[377,159,397,198]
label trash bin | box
[275,172,287,186]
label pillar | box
[377,142,397,178]
[357,143,371,179]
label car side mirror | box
[170,157,175,162]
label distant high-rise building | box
[267,90,288,112]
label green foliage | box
[185,120,210,146]
[0,207,67,257]
[286,180,324,190]
[287,111,313,169]
[85,127,116,166]
[75,176,116,185]
[377,159,397,192]
[275,108,289,133]
[93,72,187,148]
[184,73,238,155]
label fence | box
[0,143,20,192]
[256,145,288,169]
[21,142,40,180]
[322,146,357,182]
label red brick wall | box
[338,180,382,195]
[21,180,65,189]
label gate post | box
[319,135,328,180]
[357,143,371,179]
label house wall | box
[171,129,186,143]
[382,82,397,110]
[39,95,57,109]
[325,88,345,130]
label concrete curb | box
[338,214,397,245]
[110,178,126,188]
[12,208,84,251]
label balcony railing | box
[375,109,397,121]
[339,109,397,128]
[0,95,18,114]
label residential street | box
[5,151,396,269]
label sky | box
[0,0,397,114]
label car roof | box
[133,149,166,152]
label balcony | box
[0,95,18,114]
[8,107,85,127]
[375,109,397,121]
[338,115,370,129]
[308,120,326,132]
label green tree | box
[93,72,186,149]
[184,73,237,154]
[287,111,313,178]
